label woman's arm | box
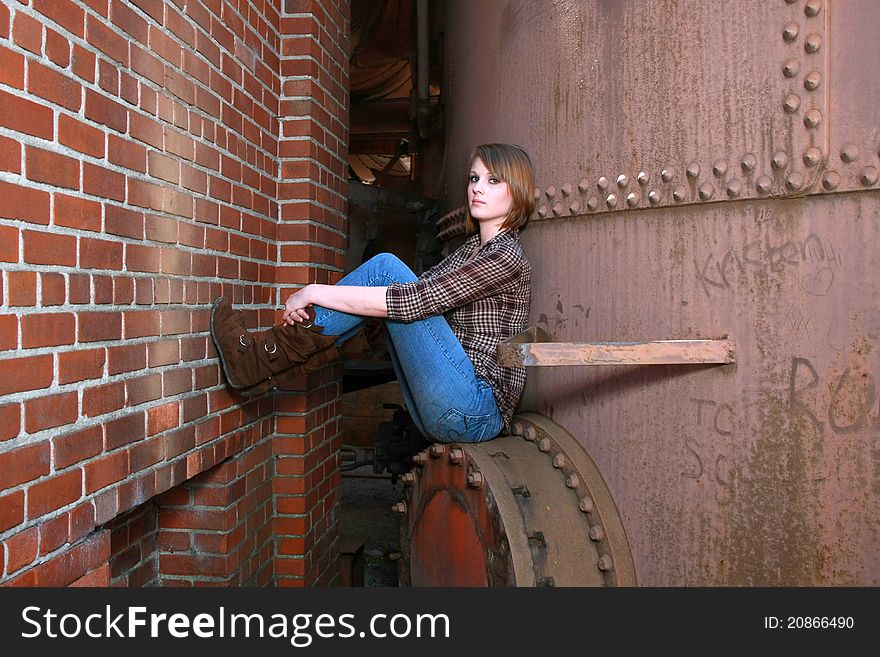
[283,284,388,324]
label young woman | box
[211,143,534,443]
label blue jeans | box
[311,253,503,443]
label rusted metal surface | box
[497,328,735,366]
[398,415,636,586]
[439,0,880,585]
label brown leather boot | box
[210,297,339,391]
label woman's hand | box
[282,286,314,325]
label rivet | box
[802,147,822,167]
[597,555,614,572]
[804,33,822,53]
[561,182,572,196]
[686,162,700,179]
[804,0,821,18]
[860,166,879,186]
[545,186,556,198]
[840,144,859,163]
[589,525,605,541]
[712,160,727,177]
[626,192,639,207]
[578,178,590,193]
[429,443,446,458]
[538,438,551,452]
[740,153,757,173]
[771,151,789,170]
[803,108,822,129]
[552,453,566,469]
[400,472,415,485]
[552,202,564,216]
[804,71,821,91]
[565,474,580,488]
[756,176,773,194]
[522,426,537,442]
[821,171,840,190]
[672,186,688,202]
[785,171,804,191]
[782,22,799,42]
[606,193,617,208]
[534,188,541,201]
[578,496,594,513]
[726,180,742,198]
[586,196,599,211]
[392,501,407,514]
[648,190,661,204]
[661,168,674,183]
[537,205,548,218]
[637,171,649,185]
[698,183,714,201]
[510,421,525,436]
[616,174,628,188]
[783,94,801,114]
[467,471,484,488]
[412,451,428,466]
[782,59,800,78]
[569,201,581,214]
[597,176,608,191]
[448,447,464,465]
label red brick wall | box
[273,0,349,587]
[0,0,350,586]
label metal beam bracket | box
[497,326,736,367]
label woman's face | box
[468,158,513,227]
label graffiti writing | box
[695,232,841,298]
[681,397,738,486]
[789,357,879,435]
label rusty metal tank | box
[398,0,880,586]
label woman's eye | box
[489,177,499,184]
[469,175,479,183]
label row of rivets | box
[430,443,445,458]
[467,471,483,488]
[448,447,464,465]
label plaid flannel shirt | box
[385,229,531,428]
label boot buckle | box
[264,339,278,360]
[237,335,249,352]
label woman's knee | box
[363,252,416,283]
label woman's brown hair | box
[466,143,536,233]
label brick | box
[39,273,65,305]
[126,373,162,407]
[39,513,70,555]
[82,381,126,417]
[0,225,17,262]
[105,204,144,239]
[0,355,53,395]
[54,193,102,232]
[45,28,70,68]
[163,368,192,396]
[58,348,106,384]
[148,339,180,367]
[129,109,163,148]
[125,243,160,272]
[160,309,191,335]
[0,490,24,532]
[24,391,78,433]
[78,311,122,342]
[68,502,96,543]
[84,450,129,494]
[86,13,128,65]
[27,61,82,112]
[21,312,76,348]
[72,44,96,83]
[0,181,51,225]
[80,237,124,270]
[0,442,50,489]
[0,44,24,89]
[0,403,20,441]
[23,230,76,266]
[13,12,42,55]
[145,214,179,244]
[59,114,105,158]
[108,134,147,172]
[130,436,163,471]
[7,271,37,306]
[0,134,21,173]
[4,526,38,574]
[85,89,128,134]
[123,310,160,338]
[25,146,80,190]
[105,412,145,450]
[147,401,180,436]
[83,162,125,201]
[98,58,118,96]
[34,0,86,38]
[148,151,180,184]
[0,89,54,140]
[110,0,148,45]
[0,314,16,351]
[68,273,90,304]
[107,343,146,375]
[53,425,103,469]
[28,468,83,517]
[113,276,134,304]
[117,473,156,513]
